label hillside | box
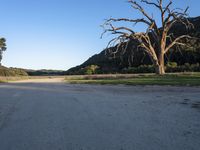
[0,67,66,77]
[0,66,28,76]
[66,16,200,75]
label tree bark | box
[155,52,165,75]
[155,64,165,75]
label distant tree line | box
[25,69,66,76]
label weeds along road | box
[0,82,200,150]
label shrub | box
[166,63,200,73]
[167,62,177,68]
[122,63,200,74]
[122,65,155,73]
[83,65,100,75]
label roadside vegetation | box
[65,73,200,86]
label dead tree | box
[102,0,194,75]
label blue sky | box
[1,0,199,70]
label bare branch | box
[163,0,172,14]
[128,0,154,23]
[141,0,160,9]
[165,35,193,53]
[106,18,151,26]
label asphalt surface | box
[0,83,200,150]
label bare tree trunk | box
[155,52,165,75]
[155,64,165,75]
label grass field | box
[1,73,200,86]
[65,73,200,86]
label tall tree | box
[102,0,194,75]
[0,38,7,66]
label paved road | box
[0,83,199,150]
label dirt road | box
[9,77,65,83]
[0,82,199,150]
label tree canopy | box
[0,38,7,65]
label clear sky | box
[1,0,199,70]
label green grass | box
[65,73,200,86]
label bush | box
[166,63,200,73]
[167,62,177,68]
[122,63,200,74]
[122,65,155,73]
[81,65,100,75]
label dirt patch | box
[9,77,65,83]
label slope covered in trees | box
[66,16,200,75]
[0,66,28,76]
